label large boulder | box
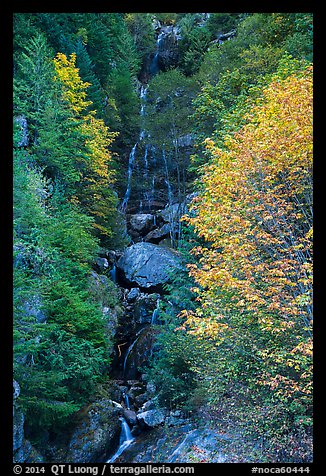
[65,399,121,463]
[129,214,154,234]
[144,223,172,243]
[117,242,182,289]
[137,409,166,428]
[123,409,138,426]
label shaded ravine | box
[104,26,187,463]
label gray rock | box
[132,293,160,325]
[117,242,182,289]
[144,223,172,242]
[157,27,180,70]
[127,288,140,301]
[140,400,156,412]
[66,400,120,463]
[96,257,109,270]
[158,203,187,223]
[137,409,166,428]
[129,214,154,233]
[123,409,138,426]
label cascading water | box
[110,264,117,283]
[120,84,149,213]
[120,143,138,212]
[149,31,164,76]
[143,145,149,180]
[162,148,173,205]
[123,328,146,378]
[151,298,160,325]
[106,417,134,463]
[123,392,130,410]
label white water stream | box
[106,417,134,463]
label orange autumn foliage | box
[182,66,313,404]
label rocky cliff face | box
[13,380,44,463]
[64,400,121,463]
[156,26,181,71]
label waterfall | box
[123,328,146,377]
[110,264,117,283]
[120,143,137,212]
[120,84,150,212]
[150,166,156,208]
[143,145,149,180]
[149,31,164,76]
[140,85,148,115]
[163,148,173,205]
[151,298,160,325]
[123,392,130,410]
[139,85,148,141]
[106,417,134,463]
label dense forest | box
[13,12,313,464]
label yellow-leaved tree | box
[53,53,120,244]
[181,65,313,435]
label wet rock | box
[123,409,138,426]
[129,214,154,234]
[127,288,140,302]
[140,400,156,412]
[123,328,157,380]
[132,293,160,325]
[133,393,148,408]
[143,223,172,243]
[95,257,109,271]
[66,400,121,463]
[157,26,180,70]
[158,202,187,223]
[117,242,183,290]
[131,424,142,437]
[137,409,166,428]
